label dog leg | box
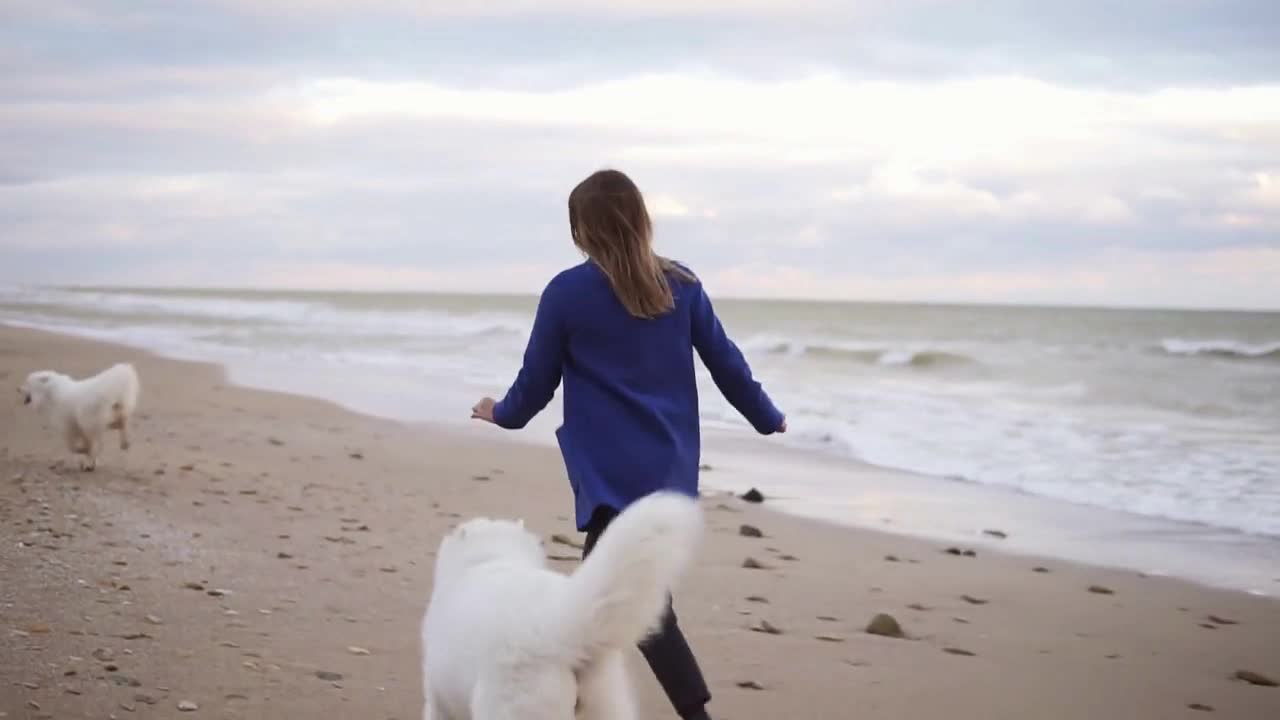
[66,424,88,454]
[108,402,131,450]
[423,673,451,720]
[576,653,636,720]
[423,692,444,720]
[65,426,91,471]
[80,431,99,472]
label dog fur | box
[421,490,704,720]
[19,363,140,471]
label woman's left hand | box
[471,397,497,424]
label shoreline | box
[3,323,1279,719]
[4,320,1278,597]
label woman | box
[472,168,785,720]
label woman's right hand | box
[471,397,497,424]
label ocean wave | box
[2,288,530,341]
[9,288,319,324]
[743,335,976,369]
[700,387,1280,538]
[1158,338,1280,362]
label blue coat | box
[493,262,784,530]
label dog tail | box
[556,491,703,661]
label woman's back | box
[491,261,782,530]
[562,262,699,405]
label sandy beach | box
[2,324,1278,719]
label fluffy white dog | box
[19,362,140,471]
[421,490,704,720]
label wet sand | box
[2,325,1278,719]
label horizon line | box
[12,283,1280,315]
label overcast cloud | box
[1,0,1278,308]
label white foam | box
[1160,337,1280,360]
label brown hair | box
[568,169,693,319]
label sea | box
[2,286,1278,593]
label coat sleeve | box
[493,282,566,429]
[690,282,784,434]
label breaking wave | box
[1159,338,1280,362]
[744,336,976,369]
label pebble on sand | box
[864,613,906,639]
[315,671,344,682]
[347,646,371,656]
[982,529,1008,539]
[1234,670,1278,687]
[736,680,764,690]
[742,557,771,570]
[739,524,764,538]
[751,620,783,635]
[960,595,989,605]
[740,488,766,504]
[177,700,199,711]
[1087,585,1115,595]
[1187,703,1215,712]
[942,647,976,657]
[1207,615,1238,626]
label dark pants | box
[583,506,712,720]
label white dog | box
[19,363,140,471]
[421,490,704,720]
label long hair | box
[568,169,693,319]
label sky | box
[2,0,1279,309]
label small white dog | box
[19,363,140,471]
[421,490,704,720]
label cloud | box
[206,0,852,18]
[0,1,1278,308]
[5,0,1278,90]
[703,247,1280,309]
